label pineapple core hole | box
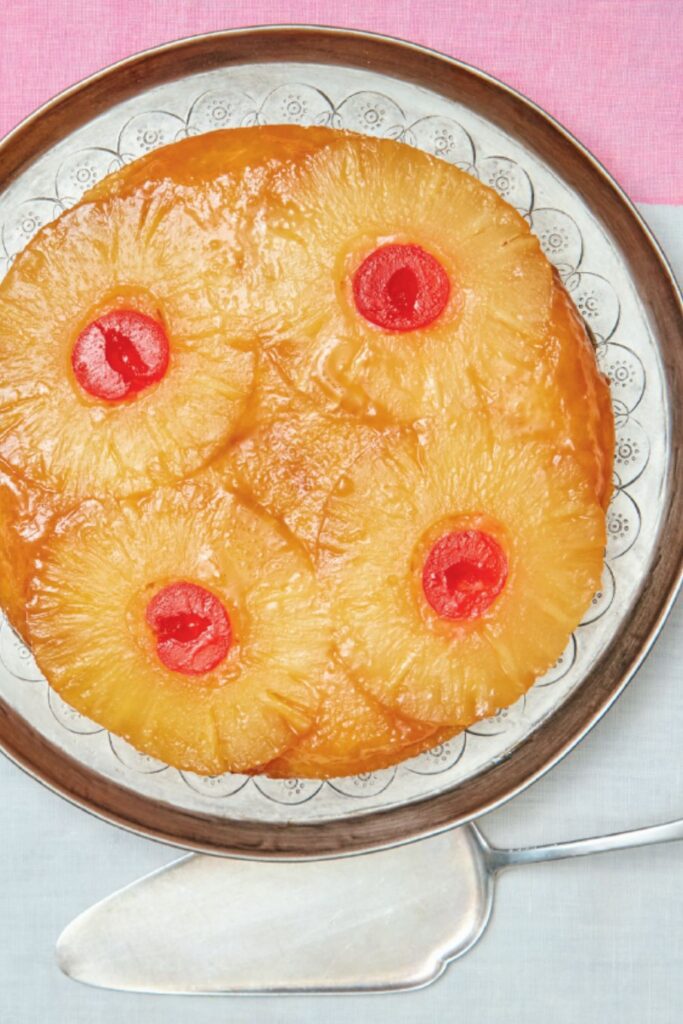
[72,309,169,402]
[146,581,231,676]
[352,243,450,332]
[422,529,508,621]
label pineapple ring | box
[260,135,553,421]
[265,661,443,779]
[318,422,605,727]
[26,479,330,774]
[0,189,255,501]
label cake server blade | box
[56,816,683,995]
[56,826,491,995]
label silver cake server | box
[56,816,683,995]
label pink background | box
[1,1,681,205]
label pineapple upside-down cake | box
[0,126,614,778]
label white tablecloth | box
[1,204,681,1024]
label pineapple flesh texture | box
[0,187,255,502]
[318,421,605,727]
[83,125,335,202]
[225,355,384,552]
[547,278,614,509]
[26,477,330,774]
[82,126,340,348]
[266,661,445,779]
[254,134,554,423]
[0,461,55,636]
[499,274,614,509]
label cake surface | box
[0,126,613,778]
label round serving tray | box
[0,26,681,859]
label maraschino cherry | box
[146,581,231,676]
[353,243,450,332]
[72,309,169,401]
[422,529,508,621]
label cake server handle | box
[486,816,683,870]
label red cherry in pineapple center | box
[422,529,508,621]
[352,243,450,331]
[72,309,169,401]
[146,582,231,676]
